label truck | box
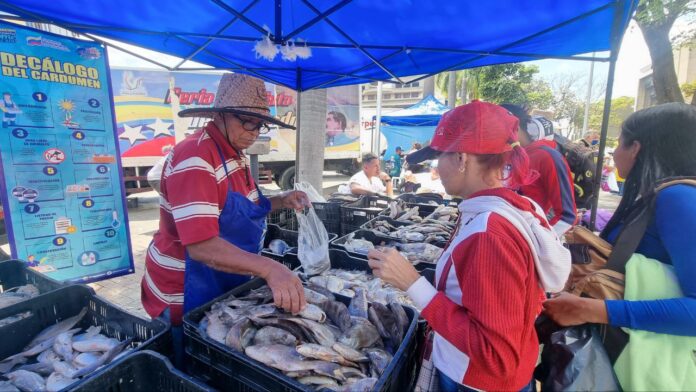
[111,68,363,191]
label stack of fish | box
[327,194,361,204]
[425,204,459,223]
[368,219,453,245]
[198,283,410,391]
[341,233,444,266]
[0,308,133,392]
[307,270,416,309]
[384,201,423,223]
[0,285,40,310]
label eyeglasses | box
[233,115,271,134]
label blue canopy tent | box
[0,0,639,227]
[377,95,449,158]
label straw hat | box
[178,73,295,129]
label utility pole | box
[582,53,596,136]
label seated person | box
[416,159,446,196]
[346,153,393,196]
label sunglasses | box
[233,114,271,134]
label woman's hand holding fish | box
[260,260,306,314]
[367,248,421,291]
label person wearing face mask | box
[369,101,570,391]
[141,74,310,364]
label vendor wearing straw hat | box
[141,74,309,356]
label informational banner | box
[0,21,134,283]
[110,68,361,165]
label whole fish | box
[45,371,76,392]
[0,285,40,310]
[224,318,256,351]
[320,300,352,333]
[369,302,401,348]
[365,348,392,377]
[297,375,339,388]
[296,303,326,323]
[252,326,297,346]
[73,352,102,368]
[53,329,78,361]
[27,308,87,347]
[72,335,119,353]
[339,317,381,350]
[285,318,336,347]
[249,317,310,343]
[268,239,291,255]
[342,377,378,392]
[5,370,45,392]
[303,288,329,305]
[0,328,80,373]
[37,349,61,365]
[72,326,101,342]
[244,345,323,373]
[0,381,19,392]
[389,301,409,339]
[348,288,368,319]
[52,361,80,378]
[309,276,345,293]
[296,343,354,367]
[203,312,228,344]
[70,337,133,378]
[14,361,54,376]
[332,343,369,363]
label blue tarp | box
[0,1,637,91]
[379,95,449,157]
[380,95,449,127]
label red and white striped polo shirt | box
[141,122,258,325]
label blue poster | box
[0,21,134,283]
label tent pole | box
[374,81,383,155]
[590,1,627,230]
[295,68,302,184]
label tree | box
[468,64,554,109]
[434,70,479,105]
[634,0,695,104]
[588,96,636,133]
[682,80,696,104]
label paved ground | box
[2,173,622,320]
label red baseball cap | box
[406,100,520,164]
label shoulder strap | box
[605,177,696,274]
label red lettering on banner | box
[164,88,216,105]
[266,92,294,107]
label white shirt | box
[349,170,386,194]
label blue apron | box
[183,143,271,313]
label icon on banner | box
[44,148,65,164]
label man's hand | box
[260,261,306,314]
[379,171,391,182]
[280,190,311,210]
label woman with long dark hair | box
[544,103,696,389]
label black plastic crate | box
[330,230,440,272]
[183,277,418,392]
[0,284,170,387]
[261,224,337,270]
[0,259,64,298]
[72,350,213,392]
[266,208,297,231]
[312,201,343,235]
[339,195,392,235]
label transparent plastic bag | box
[296,207,330,276]
[294,181,326,203]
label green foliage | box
[682,80,696,97]
[588,96,635,130]
[468,64,553,109]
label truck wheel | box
[279,166,296,190]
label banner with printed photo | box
[0,21,134,283]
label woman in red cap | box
[368,101,570,391]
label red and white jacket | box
[407,188,570,390]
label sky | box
[105,20,664,101]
